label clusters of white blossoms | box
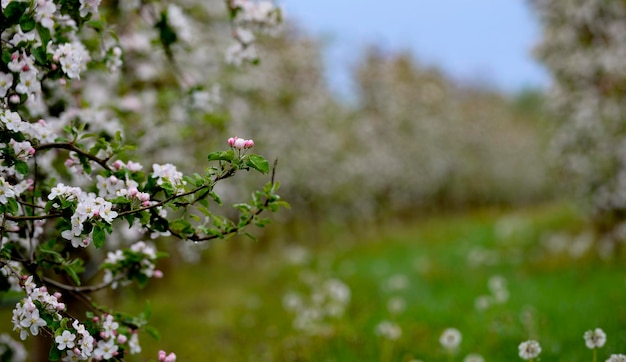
[226,0,283,65]
[532,0,626,226]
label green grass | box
[4,202,626,361]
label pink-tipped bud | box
[142,200,151,207]
[233,138,246,149]
[11,53,18,61]
[138,192,150,202]
[51,64,57,71]
[243,139,254,149]
[73,347,81,355]
[40,286,47,293]
[158,350,167,361]
[53,292,62,299]
[56,303,65,311]
[117,334,127,344]
[127,187,139,198]
[93,316,99,323]
[65,158,75,167]
[165,353,177,362]
[100,331,107,339]
[52,54,59,62]
[112,160,124,170]
[9,94,20,104]
[154,270,163,279]
[227,137,237,146]
[59,78,66,86]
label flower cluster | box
[531,0,626,233]
[11,276,64,341]
[102,241,164,289]
[0,0,286,359]
[228,136,255,150]
[226,0,283,65]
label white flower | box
[518,340,541,360]
[440,328,462,350]
[0,72,13,98]
[53,42,91,79]
[34,0,56,30]
[93,338,117,360]
[464,354,485,362]
[584,328,606,349]
[55,330,76,350]
[375,320,402,340]
[607,354,626,362]
[79,0,101,17]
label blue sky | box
[278,1,549,96]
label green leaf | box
[65,264,81,286]
[245,154,270,174]
[36,23,52,47]
[86,19,104,31]
[33,46,48,66]
[207,150,235,162]
[19,14,36,32]
[6,198,18,215]
[169,219,193,235]
[145,325,161,341]
[144,300,152,320]
[15,161,29,175]
[93,226,105,248]
[48,344,62,361]
[3,2,29,24]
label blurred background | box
[5,0,626,361]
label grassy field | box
[105,202,625,361]
[3,202,626,361]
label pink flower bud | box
[100,331,107,339]
[158,350,167,361]
[52,54,59,62]
[73,347,81,355]
[93,316,99,323]
[53,292,62,299]
[113,160,124,170]
[9,94,20,104]
[142,200,151,207]
[40,286,47,293]
[56,303,65,311]
[243,139,254,149]
[117,334,127,344]
[233,138,246,149]
[127,187,139,197]
[154,270,163,278]
[59,78,66,86]
[165,353,177,362]
[65,158,75,167]
[228,137,237,146]
[51,64,57,71]
[11,53,18,61]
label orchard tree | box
[0,0,287,360]
[531,0,626,237]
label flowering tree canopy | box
[0,0,287,360]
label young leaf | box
[93,225,106,248]
[245,154,270,174]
